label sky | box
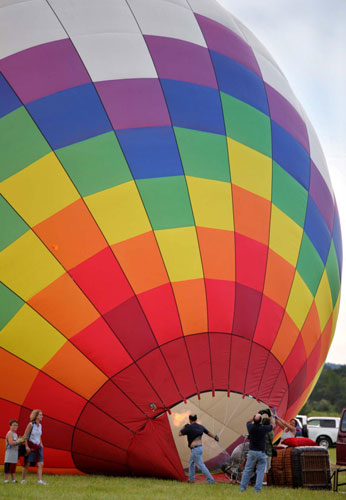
[219,0,346,364]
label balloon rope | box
[219,394,242,437]
[212,395,215,434]
[220,392,230,435]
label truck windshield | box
[341,412,346,433]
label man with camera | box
[239,413,275,492]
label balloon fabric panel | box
[211,50,269,114]
[96,79,171,130]
[194,13,261,75]
[326,242,341,306]
[174,127,230,182]
[0,0,341,479]
[272,162,308,228]
[0,107,51,181]
[33,199,108,271]
[197,227,235,280]
[145,35,218,89]
[0,39,90,104]
[300,302,322,357]
[172,279,208,335]
[0,195,29,253]
[266,84,309,152]
[137,284,183,344]
[222,94,272,157]
[310,163,334,232]
[0,74,21,117]
[56,132,133,197]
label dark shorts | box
[4,463,17,473]
[25,446,44,465]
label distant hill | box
[301,363,346,415]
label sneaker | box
[262,481,267,486]
[38,480,47,485]
[21,480,26,484]
[4,480,9,483]
[12,480,17,483]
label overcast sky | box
[219,0,346,364]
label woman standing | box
[21,409,46,485]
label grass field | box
[1,474,345,500]
[0,449,345,499]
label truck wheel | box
[317,436,332,449]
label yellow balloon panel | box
[0,231,64,300]
[155,226,204,282]
[186,176,234,231]
[227,138,272,200]
[1,152,80,226]
[85,180,151,245]
[0,304,65,369]
[286,272,314,329]
[269,205,303,267]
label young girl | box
[4,419,23,483]
[21,409,46,485]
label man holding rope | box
[179,414,219,484]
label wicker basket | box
[291,446,331,490]
[268,447,293,486]
[268,446,331,490]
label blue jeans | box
[240,450,266,492]
[189,445,214,483]
[25,446,43,465]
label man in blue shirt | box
[240,413,275,492]
[179,414,219,483]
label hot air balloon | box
[0,0,342,479]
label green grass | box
[0,473,345,500]
[329,447,336,465]
[0,448,344,499]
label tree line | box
[300,363,346,415]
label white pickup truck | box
[307,416,340,448]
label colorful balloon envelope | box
[0,0,342,478]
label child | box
[4,419,23,483]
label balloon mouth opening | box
[166,390,270,472]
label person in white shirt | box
[21,409,46,485]
[276,416,297,441]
